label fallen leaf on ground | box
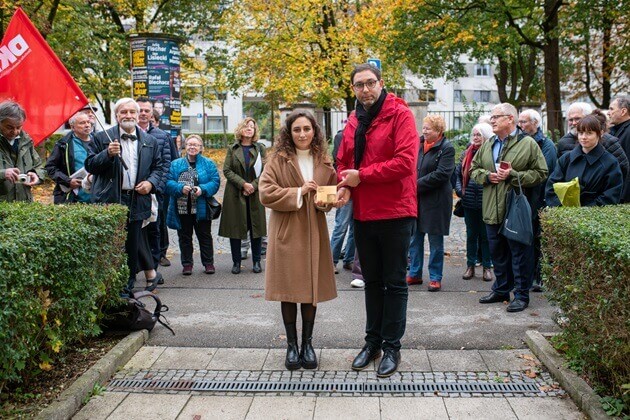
[525,370,538,378]
[250,294,263,298]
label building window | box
[473,90,491,102]
[417,89,436,102]
[181,117,190,131]
[454,90,463,102]
[474,64,490,77]
[206,116,228,132]
[453,117,462,130]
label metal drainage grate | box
[108,379,540,394]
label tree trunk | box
[345,95,355,114]
[601,14,612,108]
[543,0,563,139]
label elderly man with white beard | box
[85,97,163,296]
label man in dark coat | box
[609,96,630,203]
[85,97,163,296]
[137,97,173,269]
[517,109,557,292]
[45,111,93,204]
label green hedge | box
[0,202,128,392]
[541,205,630,412]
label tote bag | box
[500,174,533,246]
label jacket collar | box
[569,142,605,163]
[610,118,630,136]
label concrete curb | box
[36,330,148,420]
[525,330,612,420]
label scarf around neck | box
[354,89,387,169]
[461,143,480,195]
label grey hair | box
[519,109,542,127]
[185,134,204,147]
[567,102,592,117]
[471,122,494,140]
[68,111,88,127]
[0,100,26,123]
[612,96,630,112]
[492,103,518,120]
[113,97,140,114]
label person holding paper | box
[545,112,623,207]
[259,110,339,371]
[46,111,93,204]
[219,118,267,274]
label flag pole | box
[90,109,129,171]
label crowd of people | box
[1,63,628,377]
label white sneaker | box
[350,278,365,288]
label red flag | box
[0,8,88,145]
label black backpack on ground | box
[103,290,175,335]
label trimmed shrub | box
[0,202,128,392]
[186,133,235,149]
[541,205,629,409]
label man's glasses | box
[352,79,379,91]
[489,114,510,121]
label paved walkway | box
[74,192,583,418]
[77,347,582,419]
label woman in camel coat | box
[259,110,340,371]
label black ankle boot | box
[284,323,301,370]
[300,321,317,369]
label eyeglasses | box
[352,79,379,91]
[567,118,582,123]
[489,114,510,121]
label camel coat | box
[259,150,338,304]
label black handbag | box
[207,196,222,220]
[500,174,533,246]
[453,199,464,217]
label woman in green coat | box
[218,118,267,274]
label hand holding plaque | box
[316,185,338,205]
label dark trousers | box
[532,217,542,285]
[354,217,415,351]
[486,223,535,303]
[124,220,143,294]
[177,214,214,266]
[463,208,491,268]
[230,197,262,264]
[159,195,170,258]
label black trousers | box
[354,217,415,351]
[486,223,535,303]
[120,194,152,294]
[230,197,262,264]
[159,194,170,258]
[177,214,214,266]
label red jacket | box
[337,93,419,221]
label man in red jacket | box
[337,63,419,377]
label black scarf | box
[354,89,387,169]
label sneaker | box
[159,256,171,267]
[204,264,216,274]
[342,262,353,270]
[333,262,339,274]
[406,275,422,285]
[428,281,441,291]
[350,278,365,288]
[182,265,193,275]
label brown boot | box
[462,266,475,280]
[482,268,494,282]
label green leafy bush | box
[541,205,630,413]
[187,133,235,148]
[0,202,128,393]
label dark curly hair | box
[272,110,327,161]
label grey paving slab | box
[313,396,381,419]
[444,397,517,420]
[261,348,323,371]
[207,348,268,371]
[123,346,166,371]
[177,396,253,420]
[318,348,372,371]
[245,396,316,419]
[151,347,217,370]
[427,350,488,371]
[73,391,127,420]
[107,393,189,420]
[507,397,584,420]
[380,397,448,420]
[480,349,541,372]
[398,349,431,372]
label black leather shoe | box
[300,321,317,369]
[377,349,401,378]
[506,299,529,312]
[284,323,301,370]
[351,345,381,371]
[479,292,510,304]
[144,272,162,291]
[231,263,241,274]
[252,261,262,273]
